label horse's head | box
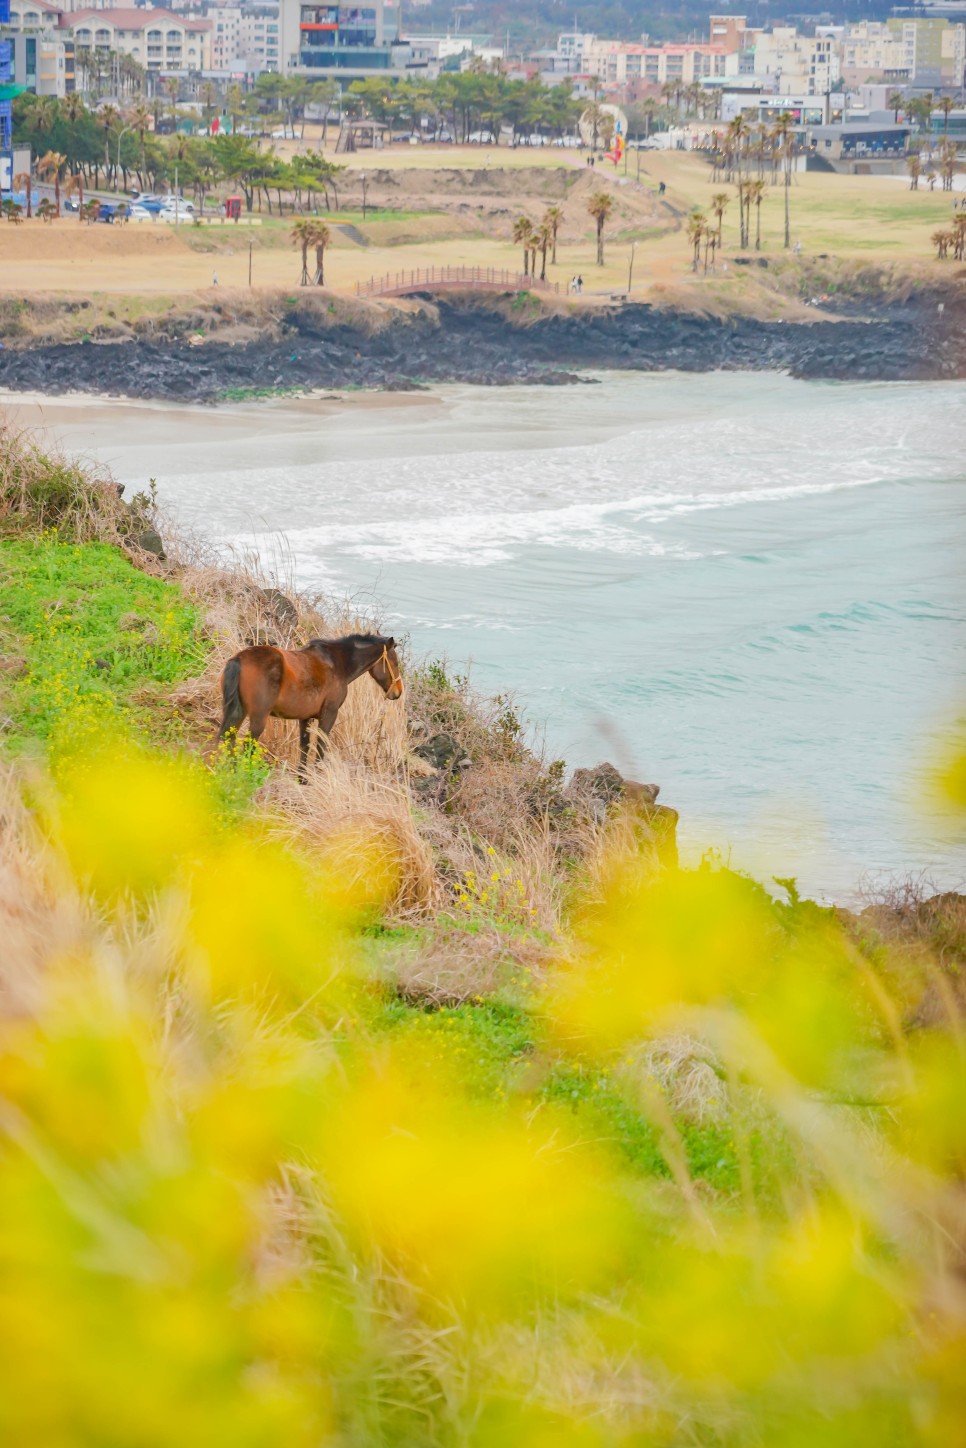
[370,637,404,701]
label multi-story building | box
[210,3,241,68]
[280,0,402,78]
[752,28,839,96]
[886,17,965,89]
[567,34,728,89]
[837,22,910,86]
[1,0,14,157]
[238,8,279,70]
[5,26,74,93]
[64,6,212,73]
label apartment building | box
[565,34,728,88]
[237,8,278,69]
[838,22,910,85]
[63,6,212,71]
[209,2,240,67]
[886,17,964,88]
[753,28,839,96]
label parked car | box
[159,201,195,223]
[128,205,155,222]
[271,126,297,140]
[64,196,80,212]
[130,195,164,213]
[96,201,118,224]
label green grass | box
[367,994,796,1196]
[0,536,209,760]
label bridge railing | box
[355,266,560,298]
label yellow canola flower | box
[0,997,333,1446]
[547,866,776,1051]
[933,744,966,814]
[892,1032,966,1174]
[186,1028,334,1186]
[630,1208,906,1394]
[0,962,157,1165]
[319,1055,629,1314]
[54,750,213,900]
[185,837,353,1010]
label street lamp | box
[361,170,368,221]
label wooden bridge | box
[355,266,561,299]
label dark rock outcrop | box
[568,760,679,868]
[1,293,962,403]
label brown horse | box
[217,633,403,780]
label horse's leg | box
[298,720,311,784]
[246,710,269,756]
[315,701,341,763]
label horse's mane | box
[307,633,390,651]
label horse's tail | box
[217,657,245,742]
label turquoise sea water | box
[10,372,965,901]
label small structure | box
[335,119,390,154]
[224,195,242,221]
[805,121,911,173]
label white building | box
[63,7,212,72]
[753,28,839,97]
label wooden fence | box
[355,265,561,298]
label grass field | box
[1,148,955,308]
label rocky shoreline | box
[0,294,963,402]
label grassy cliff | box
[1,425,965,1447]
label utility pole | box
[248,238,253,287]
[627,239,637,294]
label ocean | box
[5,370,964,901]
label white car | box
[128,205,156,222]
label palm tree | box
[311,221,331,285]
[771,112,795,250]
[584,101,604,150]
[749,179,766,251]
[954,214,966,261]
[37,151,66,218]
[907,155,921,191]
[535,219,552,281]
[726,113,749,185]
[37,198,55,223]
[887,89,904,124]
[736,179,750,249]
[686,210,705,272]
[131,102,152,179]
[63,173,84,223]
[14,171,32,219]
[932,228,950,259]
[98,104,120,187]
[31,95,57,149]
[164,77,180,132]
[937,96,954,142]
[291,217,313,285]
[512,215,534,276]
[200,81,218,126]
[940,143,957,192]
[543,204,563,265]
[586,189,614,266]
[710,191,729,248]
